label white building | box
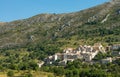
[101,57,112,64]
[111,44,120,50]
[81,50,98,62]
[53,53,63,61]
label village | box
[38,43,120,67]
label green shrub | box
[7,70,14,77]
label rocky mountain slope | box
[0,0,120,49]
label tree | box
[73,69,79,77]
[7,70,14,77]
[53,67,65,76]
[65,70,73,77]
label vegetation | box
[7,71,14,77]
[0,0,120,77]
[41,59,120,77]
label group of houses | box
[37,43,120,67]
[101,44,120,64]
[44,43,106,65]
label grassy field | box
[0,71,55,77]
[0,72,6,77]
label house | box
[53,53,64,61]
[93,43,106,53]
[106,46,112,51]
[77,45,99,62]
[63,48,74,53]
[111,44,120,50]
[59,60,67,66]
[101,57,112,64]
[81,50,98,62]
[111,51,120,56]
[44,47,82,65]
[82,53,92,62]
[44,56,53,65]
[105,44,120,51]
[64,53,81,60]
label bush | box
[7,70,14,77]
[24,73,33,77]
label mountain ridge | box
[0,1,120,49]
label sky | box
[0,0,109,22]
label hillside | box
[0,0,120,49]
[0,0,120,76]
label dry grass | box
[0,72,7,77]
[0,71,54,77]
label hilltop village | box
[38,43,120,67]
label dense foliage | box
[41,59,120,77]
